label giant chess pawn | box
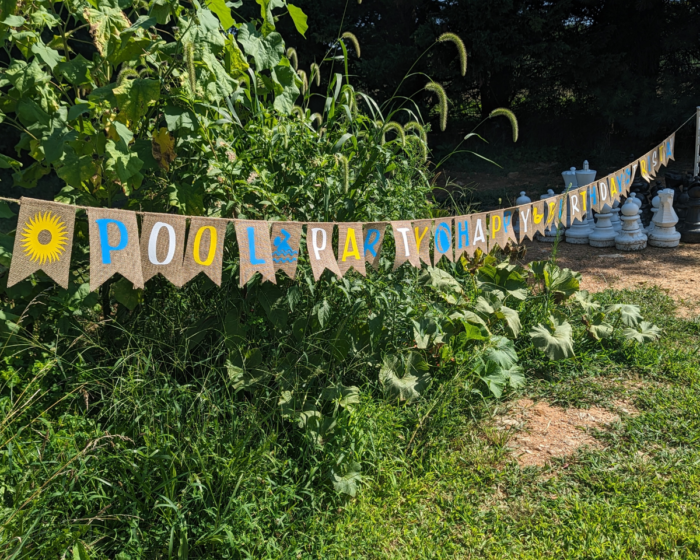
[628,193,644,231]
[649,189,681,248]
[589,203,617,248]
[645,194,660,235]
[681,181,700,243]
[615,198,647,251]
[514,191,531,238]
[610,199,622,233]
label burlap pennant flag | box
[270,221,302,279]
[638,153,652,182]
[390,221,420,269]
[503,208,518,246]
[454,215,473,259]
[488,210,507,250]
[88,207,144,291]
[532,200,547,236]
[588,183,601,213]
[568,189,585,222]
[182,217,228,286]
[139,214,187,287]
[596,178,610,210]
[517,204,534,242]
[556,194,568,227]
[307,222,341,280]
[468,213,486,254]
[665,133,675,163]
[545,195,567,229]
[412,219,432,266]
[8,198,76,289]
[234,220,276,286]
[432,218,453,265]
[337,222,366,277]
[607,174,622,202]
[363,223,386,270]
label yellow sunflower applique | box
[21,211,69,264]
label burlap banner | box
[517,204,534,242]
[363,223,386,270]
[8,198,76,289]
[182,217,228,286]
[139,214,187,287]
[271,221,303,279]
[88,207,144,291]
[235,220,276,286]
[337,222,366,277]
[390,221,420,269]
[412,219,432,266]
[4,130,679,292]
[433,218,453,265]
[307,222,341,280]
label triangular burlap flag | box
[517,204,534,242]
[337,222,366,277]
[454,215,473,259]
[390,221,420,269]
[234,220,276,286]
[432,218,453,265]
[596,179,611,210]
[607,174,622,202]
[471,213,488,254]
[412,219,432,266]
[652,145,662,174]
[139,214,187,287]
[587,183,600,213]
[8,198,76,289]
[629,161,639,183]
[532,200,547,236]
[488,210,507,250]
[271,221,302,279]
[556,194,568,227]
[568,189,585,223]
[182,217,228,286]
[638,153,652,182]
[307,222,341,280]
[363,223,386,270]
[88,207,144,291]
[665,133,675,163]
[503,208,518,246]
[545,195,566,229]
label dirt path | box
[517,240,700,315]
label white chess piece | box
[628,193,644,231]
[648,189,681,248]
[610,199,622,233]
[645,194,660,235]
[565,190,590,244]
[589,203,616,248]
[615,198,648,251]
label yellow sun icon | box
[20,211,69,264]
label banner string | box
[0,112,696,220]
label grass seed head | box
[489,107,519,142]
[341,32,361,58]
[438,32,467,76]
[286,47,298,70]
[425,82,449,131]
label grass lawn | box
[309,287,700,559]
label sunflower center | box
[38,229,52,245]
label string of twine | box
[0,115,692,221]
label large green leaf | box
[114,78,160,122]
[112,277,143,310]
[476,262,528,301]
[331,462,361,497]
[83,6,131,57]
[606,304,643,327]
[379,352,430,402]
[31,42,61,69]
[287,4,308,37]
[322,384,360,408]
[256,284,288,330]
[237,22,284,70]
[105,140,144,184]
[0,201,15,218]
[57,149,97,188]
[585,312,614,341]
[483,335,518,368]
[530,315,574,360]
[205,0,234,30]
[56,54,92,86]
[412,317,437,349]
[623,321,661,344]
[272,63,300,113]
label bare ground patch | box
[495,398,638,467]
